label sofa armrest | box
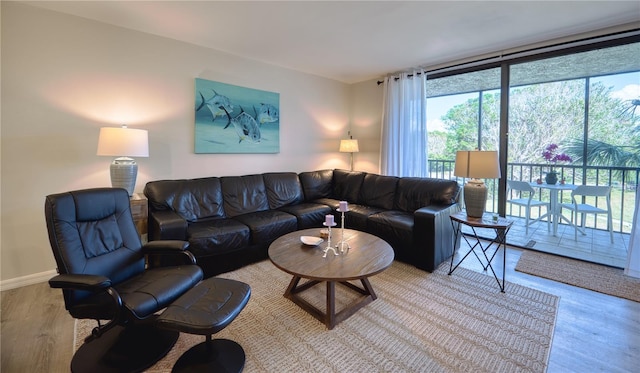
[413,203,462,271]
[148,209,188,241]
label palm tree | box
[564,99,640,179]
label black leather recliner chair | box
[45,188,204,372]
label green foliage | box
[428,78,639,169]
[441,98,478,158]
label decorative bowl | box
[300,236,324,246]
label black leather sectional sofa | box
[144,169,461,278]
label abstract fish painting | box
[194,78,279,153]
[255,103,279,126]
[197,89,234,123]
[223,107,261,144]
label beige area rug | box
[515,250,640,303]
[76,261,558,373]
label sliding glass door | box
[426,38,639,267]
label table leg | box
[450,225,489,274]
[483,227,508,292]
[449,219,460,273]
[326,281,336,329]
[284,276,377,330]
[449,219,509,292]
[550,189,559,236]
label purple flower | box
[542,144,572,164]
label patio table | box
[529,182,577,236]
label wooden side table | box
[129,193,148,241]
[448,211,513,292]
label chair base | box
[172,338,245,373]
[71,324,178,373]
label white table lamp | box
[454,150,501,218]
[97,125,149,196]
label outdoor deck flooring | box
[460,215,631,268]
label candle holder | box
[335,208,350,254]
[322,221,338,257]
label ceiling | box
[25,1,640,84]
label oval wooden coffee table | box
[268,228,394,329]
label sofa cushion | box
[344,204,386,232]
[175,178,225,222]
[278,203,332,229]
[311,198,340,212]
[221,175,269,217]
[232,210,298,245]
[394,178,460,212]
[187,218,250,257]
[367,210,414,262]
[358,174,399,210]
[299,170,333,200]
[332,170,365,202]
[263,172,304,209]
[145,178,224,222]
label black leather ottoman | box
[157,277,251,373]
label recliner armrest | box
[48,273,111,292]
[143,240,190,252]
[143,240,197,266]
[49,273,124,342]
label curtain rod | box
[376,28,640,85]
[376,72,424,85]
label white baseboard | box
[0,270,57,292]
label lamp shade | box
[454,150,500,179]
[97,126,149,196]
[339,139,359,153]
[97,126,149,157]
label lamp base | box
[463,179,487,218]
[110,157,137,196]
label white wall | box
[350,80,384,174]
[1,3,385,286]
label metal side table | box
[449,211,513,292]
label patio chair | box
[506,180,551,234]
[560,185,614,243]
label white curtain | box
[380,70,428,177]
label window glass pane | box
[426,68,501,212]
[507,42,639,237]
[506,79,585,169]
[426,67,501,161]
[586,72,640,168]
[480,89,500,152]
[427,92,478,160]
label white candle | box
[325,214,334,226]
[339,201,348,211]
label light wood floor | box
[2,245,639,372]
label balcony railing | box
[428,159,639,234]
